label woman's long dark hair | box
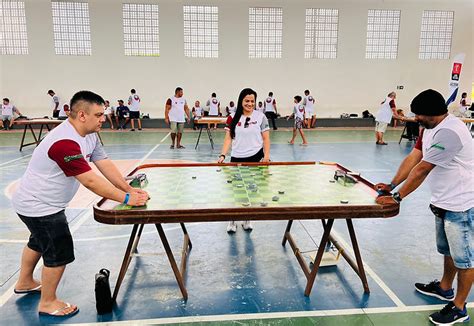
[230,88,257,139]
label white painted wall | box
[0,0,472,117]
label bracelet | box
[389,182,396,190]
[219,154,226,159]
[123,193,130,205]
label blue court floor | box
[0,128,472,325]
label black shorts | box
[231,148,264,162]
[129,111,140,119]
[18,210,75,267]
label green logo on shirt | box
[64,154,84,162]
[430,143,445,150]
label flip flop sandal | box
[14,284,42,294]
[39,303,79,318]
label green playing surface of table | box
[114,164,377,211]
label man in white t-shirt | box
[128,89,142,131]
[1,98,22,130]
[375,89,473,325]
[206,92,220,129]
[165,87,190,149]
[263,91,278,130]
[375,91,402,145]
[12,91,149,318]
[302,90,316,128]
[47,90,60,118]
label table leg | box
[207,127,214,150]
[133,224,145,254]
[19,125,28,151]
[195,126,203,149]
[113,224,140,301]
[179,223,192,279]
[155,224,189,300]
[37,125,45,144]
[346,219,370,293]
[281,220,293,246]
[304,218,334,296]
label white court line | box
[0,154,32,168]
[0,134,170,308]
[65,302,474,326]
[329,227,406,307]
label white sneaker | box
[242,220,253,231]
[227,221,237,233]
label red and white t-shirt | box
[224,110,270,158]
[12,119,107,217]
[207,97,220,116]
[293,103,305,120]
[303,95,315,113]
[167,96,187,123]
[128,94,141,112]
[264,97,276,113]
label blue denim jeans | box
[435,207,473,269]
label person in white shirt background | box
[47,90,60,118]
[103,100,115,129]
[374,91,402,145]
[302,89,316,128]
[128,89,142,131]
[263,91,278,130]
[206,92,221,129]
[1,98,22,130]
[192,100,204,130]
[165,87,190,149]
[225,101,237,116]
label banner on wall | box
[445,53,465,106]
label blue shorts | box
[435,208,473,269]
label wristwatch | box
[392,192,402,203]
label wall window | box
[249,7,282,59]
[183,5,218,58]
[51,1,91,55]
[123,3,159,56]
[304,8,338,59]
[0,0,28,55]
[365,9,400,59]
[419,10,453,60]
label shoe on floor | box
[170,145,174,149]
[130,129,135,131]
[39,303,79,318]
[227,221,237,233]
[429,302,469,325]
[415,280,454,301]
[177,145,185,149]
[242,220,253,231]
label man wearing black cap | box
[375,89,473,325]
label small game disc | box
[340,200,349,204]
[329,180,336,183]
[242,202,250,207]
[260,202,268,207]
[216,169,222,172]
[192,176,197,179]
[227,180,233,183]
[278,190,285,194]
[236,184,243,188]
[272,196,279,201]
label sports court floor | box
[0,127,472,325]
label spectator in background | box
[264,91,278,130]
[458,92,471,117]
[165,87,190,149]
[128,89,142,131]
[375,91,402,145]
[1,98,22,130]
[225,101,237,116]
[47,90,60,118]
[104,100,115,129]
[302,90,316,128]
[58,104,70,120]
[256,101,264,113]
[116,100,130,130]
[192,100,204,130]
[206,92,221,129]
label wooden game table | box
[94,161,399,301]
[13,118,63,151]
[193,116,228,149]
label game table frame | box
[94,161,399,301]
[13,118,63,151]
[193,117,227,150]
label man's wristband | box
[389,182,396,190]
[219,154,226,159]
[123,193,130,205]
[392,192,402,203]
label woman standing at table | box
[218,88,271,233]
